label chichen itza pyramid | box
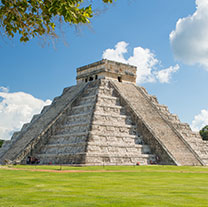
[1,59,208,166]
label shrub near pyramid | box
[1,60,208,166]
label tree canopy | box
[0,0,114,42]
[200,125,208,141]
[0,139,4,148]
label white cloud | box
[191,108,208,131]
[0,86,9,93]
[155,65,180,83]
[102,41,179,84]
[102,41,128,63]
[0,87,51,140]
[170,0,208,69]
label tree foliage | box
[0,139,4,148]
[200,125,208,141]
[0,0,114,42]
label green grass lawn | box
[1,165,208,207]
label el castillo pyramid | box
[1,59,208,166]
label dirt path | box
[1,166,208,174]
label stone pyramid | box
[1,60,208,166]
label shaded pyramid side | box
[111,81,204,166]
[31,79,156,165]
[0,82,89,164]
[31,81,98,164]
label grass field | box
[1,165,208,207]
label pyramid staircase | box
[30,80,156,165]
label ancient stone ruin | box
[1,59,208,166]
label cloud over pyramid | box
[1,60,208,166]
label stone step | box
[89,136,143,145]
[155,104,169,112]
[36,148,155,166]
[65,112,92,124]
[73,92,119,109]
[92,113,133,125]
[21,123,30,131]
[89,132,140,138]
[183,132,201,138]
[139,86,148,95]
[162,113,180,123]
[98,95,118,100]
[62,86,71,95]
[195,151,208,157]
[41,105,50,114]
[147,95,159,104]
[37,152,155,160]
[10,131,21,142]
[58,122,90,134]
[71,104,94,115]
[186,135,201,141]
[37,152,86,156]
[48,132,88,144]
[95,104,125,115]
[185,141,203,148]
[87,142,149,148]
[36,153,86,165]
[191,143,208,151]
[91,123,137,135]
[41,142,151,155]
[92,122,136,131]
[62,122,90,128]
[172,123,192,131]
[93,112,128,119]
[52,96,61,103]
[86,153,156,159]
[96,95,120,106]
[85,153,156,165]
[41,143,87,154]
[82,87,98,97]
[98,86,116,96]
[91,122,136,129]
[88,133,143,143]
[50,131,142,146]
[30,114,40,123]
[87,143,151,154]
[155,107,181,122]
[75,95,96,105]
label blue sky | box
[1,0,208,140]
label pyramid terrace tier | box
[92,113,134,125]
[36,152,155,165]
[38,142,151,155]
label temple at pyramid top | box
[76,59,137,84]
